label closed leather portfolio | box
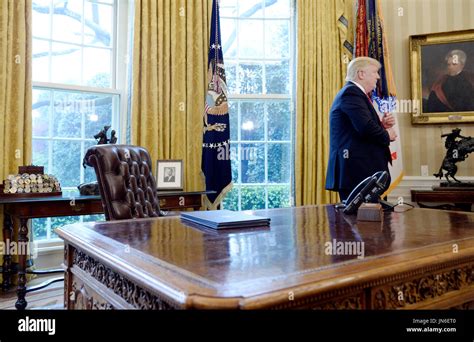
[181,209,270,229]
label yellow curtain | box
[295,0,352,205]
[131,0,212,191]
[0,0,33,284]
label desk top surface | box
[57,206,474,308]
[0,190,215,204]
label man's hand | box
[387,128,397,142]
[382,112,395,129]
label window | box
[220,0,295,211]
[31,0,126,240]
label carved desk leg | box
[15,218,29,310]
[2,213,13,291]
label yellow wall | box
[382,0,474,177]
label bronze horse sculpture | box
[434,128,474,183]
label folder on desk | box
[180,210,270,229]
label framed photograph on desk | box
[156,160,183,190]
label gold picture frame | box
[410,29,474,124]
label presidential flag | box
[202,0,232,209]
[354,0,404,196]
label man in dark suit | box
[325,57,398,201]
[164,168,175,183]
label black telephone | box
[341,171,390,215]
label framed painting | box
[410,29,474,124]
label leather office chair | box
[83,144,161,220]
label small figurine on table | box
[94,125,111,145]
[109,130,117,144]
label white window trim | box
[32,0,130,249]
[222,0,295,211]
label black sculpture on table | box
[94,125,112,144]
[434,128,474,184]
[80,126,118,195]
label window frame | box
[221,0,296,211]
[31,0,130,243]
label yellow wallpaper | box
[382,0,474,176]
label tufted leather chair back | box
[83,145,161,220]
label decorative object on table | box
[433,128,474,185]
[93,125,117,145]
[357,203,383,222]
[77,181,100,196]
[109,130,117,144]
[156,160,183,190]
[409,29,474,124]
[0,165,62,197]
[83,126,118,169]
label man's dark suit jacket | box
[325,82,392,193]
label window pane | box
[222,186,239,211]
[241,143,264,183]
[220,0,237,17]
[84,2,113,47]
[268,143,291,183]
[51,42,82,85]
[87,0,115,5]
[32,139,50,172]
[240,102,264,141]
[32,0,51,39]
[268,102,291,141]
[51,0,83,45]
[266,61,290,94]
[229,101,238,141]
[239,20,264,59]
[238,63,263,94]
[84,94,115,138]
[83,47,112,87]
[33,39,50,82]
[221,18,237,58]
[231,155,238,183]
[82,214,105,222]
[265,20,289,59]
[238,0,263,18]
[52,91,83,138]
[50,216,81,238]
[32,218,49,240]
[268,185,291,208]
[226,63,237,94]
[52,140,81,187]
[264,0,291,18]
[32,89,51,137]
[240,186,265,210]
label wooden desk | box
[0,190,214,310]
[411,189,474,212]
[57,206,474,310]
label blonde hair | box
[345,57,382,82]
